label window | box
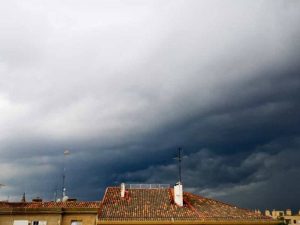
[71,221,82,225]
[13,221,29,225]
[32,221,47,225]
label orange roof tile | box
[99,187,198,221]
[184,192,270,221]
[98,187,273,222]
[0,187,275,223]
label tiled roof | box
[0,201,100,209]
[99,187,272,222]
[184,192,270,221]
[99,187,198,221]
[0,187,275,223]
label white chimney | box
[174,182,183,206]
[62,195,69,202]
[62,187,69,202]
[120,183,125,198]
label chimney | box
[120,183,125,198]
[62,187,69,202]
[174,182,183,206]
[286,209,292,216]
[62,195,69,202]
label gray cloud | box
[122,137,300,210]
[0,0,300,211]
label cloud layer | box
[0,0,300,211]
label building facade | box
[0,200,100,225]
[265,209,300,225]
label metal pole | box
[62,150,70,198]
[178,147,182,183]
[62,158,65,198]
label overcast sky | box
[1,0,300,211]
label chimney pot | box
[286,209,292,216]
[121,183,125,198]
[174,182,183,207]
[62,196,69,202]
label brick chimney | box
[174,182,183,206]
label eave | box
[97,220,280,225]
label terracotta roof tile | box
[0,187,275,223]
[184,192,270,221]
[99,187,273,222]
[99,187,198,221]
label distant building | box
[265,209,300,225]
[0,183,280,225]
[0,199,100,225]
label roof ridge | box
[102,187,110,204]
[168,188,174,204]
[183,196,202,219]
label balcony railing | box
[125,184,170,189]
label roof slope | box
[184,192,268,221]
[99,187,272,222]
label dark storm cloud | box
[121,137,300,210]
[0,0,300,211]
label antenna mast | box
[62,150,70,199]
[54,188,58,202]
[177,147,182,184]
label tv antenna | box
[174,147,182,184]
[62,150,70,199]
